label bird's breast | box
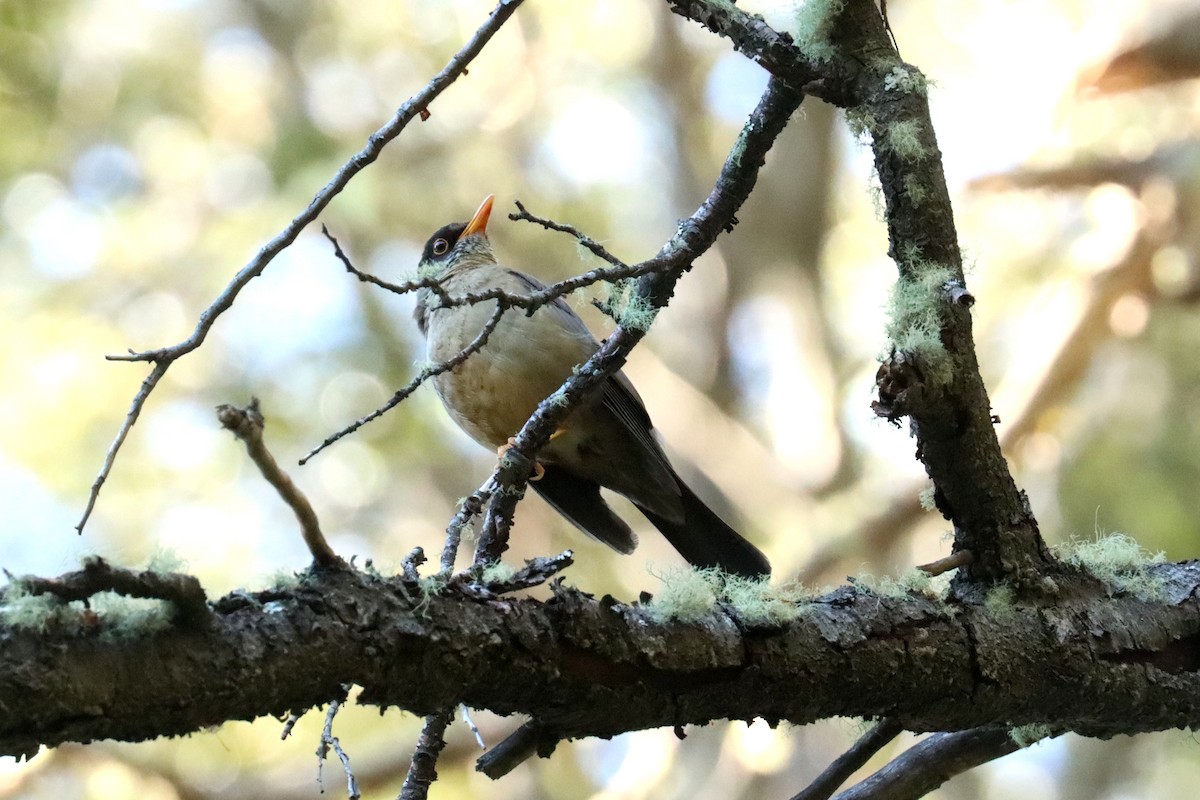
[425,299,598,450]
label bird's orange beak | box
[462,194,494,238]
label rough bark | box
[4,561,1200,759]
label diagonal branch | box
[77,0,526,533]
[469,74,805,563]
[668,0,1052,589]
[831,727,1023,800]
[790,718,904,800]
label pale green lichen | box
[853,568,938,600]
[575,241,604,265]
[918,485,938,511]
[902,173,928,205]
[883,66,929,97]
[883,119,927,163]
[984,582,1016,620]
[92,593,173,640]
[0,582,70,632]
[884,264,956,385]
[1009,723,1052,748]
[412,574,448,617]
[722,576,811,626]
[645,566,721,623]
[790,0,846,62]
[647,568,813,626]
[147,549,185,573]
[844,108,877,143]
[606,279,659,332]
[419,574,447,597]
[267,569,301,591]
[480,562,517,586]
[1057,533,1166,601]
[2,554,182,636]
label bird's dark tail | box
[634,475,771,578]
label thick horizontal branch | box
[4,562,1200,759]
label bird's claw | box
[497,437,545,481]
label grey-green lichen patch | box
[883,65,930,97]
[884,261,956,385]
[645,566,721,623]
[722,576,813,626]
[480,561,517,586]
[1057,533,1166,601]
[789,0,847,62]
[919,484,938,511]
[984,581,1016,620]
[645,567,813,626]
[1009,723,1052,748]
[605,279,659,332]
[883,119,927,163]
[853,567,945,600]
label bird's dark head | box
[414,194,497,334]
[418,194,496,277]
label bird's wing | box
[504,269,595,339]
[508,265,676,493]
[529,465,637,554]
[600,372,670,471]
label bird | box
[414,195,771,578]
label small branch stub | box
[216,399,344,569]
[11,556,210,629]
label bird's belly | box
[427,304,596,449]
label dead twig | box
[10,555,209,629]
[398,708,455,800]
[300,303,505,464]
[77,0,527,534]
[789,718,904,800]
[217,399,343,569]
[317,690,360,800]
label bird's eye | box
[432,238,450,256]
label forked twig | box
[77,0,527,533]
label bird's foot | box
[497,437,545,481]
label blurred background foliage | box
[2,0,1200,797]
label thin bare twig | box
[461,706,486,749]
[440,483,493,576]
[831,727,1022,800]
[401,547,427,583]
[317,692,360,800]
[790,718,904,800]
[398,708,455,800]
[77,0,527,533]
[508,200,627,268]
[281,712,303,740]
[300,303,506,464]
[217,399,343,568]
[476,722,561,779]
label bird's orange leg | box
[496,428,569,482]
